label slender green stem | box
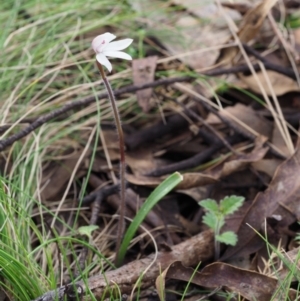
[96,61,126,266]
[214,217,221,260]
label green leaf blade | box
[220,195,245,215]
[198,199,219,213]
[78,225,99,239]
[216,231,238,246]
[117,172,183,266]
[202,212,218,231]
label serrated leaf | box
[199,199,219,213]
[202,212,218,231]
[216,231,238,246]
[220,195,245,215]
[78,225,99,239]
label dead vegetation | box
[2,0,300,300]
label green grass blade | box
[116,172,183,266]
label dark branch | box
[0,57,296,151]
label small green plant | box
[117,172,183,266]
[198,195,245,260]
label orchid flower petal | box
[103,50,132,60]
[92,33,116,53]
[104,39,133,51]
[101,32,117,43]
[96,53,112,72]
[92,32,133,72]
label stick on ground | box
[31,230,213,301]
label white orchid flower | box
[92,32,133,72]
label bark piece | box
[31,230,213,301]
[132,56,157,112]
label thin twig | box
[80,184,120,205]
[193,97,287,160]
[164,93,239,155]
[0,76,191,152]
[145,133,243,177]
[242,43,297,79]
[0,60,295,151]
[125,106,192,150]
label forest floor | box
[1,0,300,300]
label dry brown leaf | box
[88,156,109,173]
[272,122,291,156]
[221,139,268,177]
[163,261,297,301]
[130,0,230,69]
[125,173,163,187]
[168,16,228,70]
[292,27,300,63]
[102,130,121,161]
[208,136,269,179]
[164,15,228,69]
[217,0,277,65]
[207,103,273,139]
[177,173,218,189]
[222,140,300,261]
[102,130,119,148]
[172,0,242,23]
[177,186,210,204]
[176,214,202,235]
[251,158,282,177]
[155,262,170,301]
[237,0,277,41]
[274,246,300,281]
[126,149,159,175]
[221,1,252,14]
[238,71,299,96]
[221,201,252,234]
[132,56,157,112]
[41,149,89,200]
[126,172,217,189]
[127,137,267,198]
